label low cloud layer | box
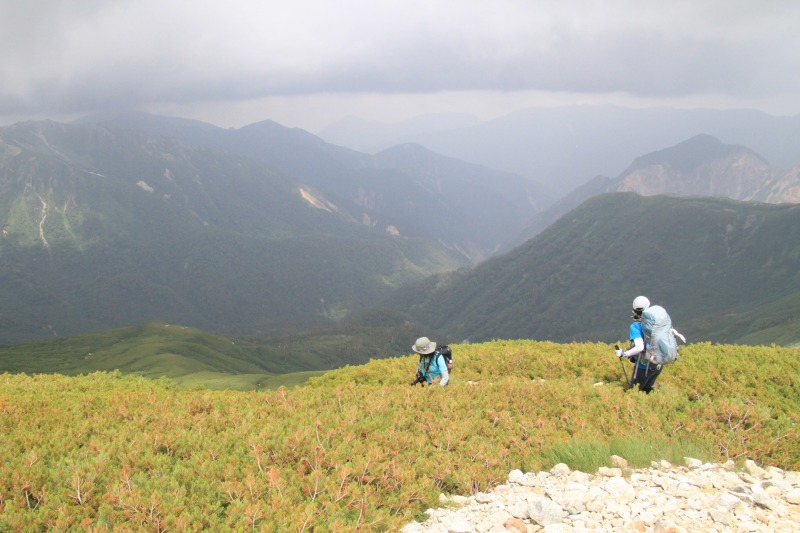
[1,0,798,128]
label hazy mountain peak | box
[373,143,444,164]
[614,135,775,200]
[506,134,800,250]
[621,134,766,176]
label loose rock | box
[401,459,800,532]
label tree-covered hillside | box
[0,120,466,343]
[84,112,551,262]
[384,193,800,346]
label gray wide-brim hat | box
[412,336,437,355]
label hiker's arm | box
[624,337,644,358]
[671,328,686,343]
[438,355,449,386]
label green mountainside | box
[0,322,325,390]
[0,311,437,391]
[0,120,466,343]
[384,193,800,346]
[87,112,551,261]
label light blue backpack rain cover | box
[641,305,679,365]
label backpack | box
[641,305,679,365]
[418,345,453,376]
[437,345,453,371]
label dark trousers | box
[631,362,662,393]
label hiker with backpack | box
[410,337,451,387]
[616,296,686,393]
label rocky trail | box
[402,458,800,532]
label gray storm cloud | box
[0,0,798,117]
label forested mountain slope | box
[384,193,800,346]
[86,112,550,261]
[0,120,465,343]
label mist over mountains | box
[85,112,550,262]
[318,106,800,193]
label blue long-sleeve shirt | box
[418,353,449,386]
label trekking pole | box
[630,350,645,390]
[614,344,631,386]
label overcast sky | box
[1,0,798,132]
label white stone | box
[476,492,497,505]
[402,459,800,532]
[633,509,660,526]
[508,469,525,484]
[606,476,636,501]
[785,471,800,483]
[443,516,472,532]
[745,460,766,478]
[509,501,529,519]
[542,524,572,532]
[400,522,424,533]
[528,497,565,526]
[710,492,743,511]
[675,482,697,498]
[597,466,622,477]
[709,508,735,527]
[572,471,591,483]
[785,488,800,504]
[765,466,785,478]
[653,518,683,533]
[611,455,629,468]
[605,500,632,520]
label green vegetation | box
[0,120,468,344]
[0,316,443,389]
[1,340,797,531]
[0,322,325,391]
[386,193,800,347]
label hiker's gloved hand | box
[615,347,623,358]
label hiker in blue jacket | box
[616,296,662,393]
[411,337,449,387]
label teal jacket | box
[417,353,449,386]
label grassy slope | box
[0,322,325,391]
[1,339,797,530]
[0,309,449,390]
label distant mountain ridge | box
[318,105,800,193]
[508,134,800,249]
[86,112,552,262]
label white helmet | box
[632,296,650,311]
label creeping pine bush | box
[1,340,798,531]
